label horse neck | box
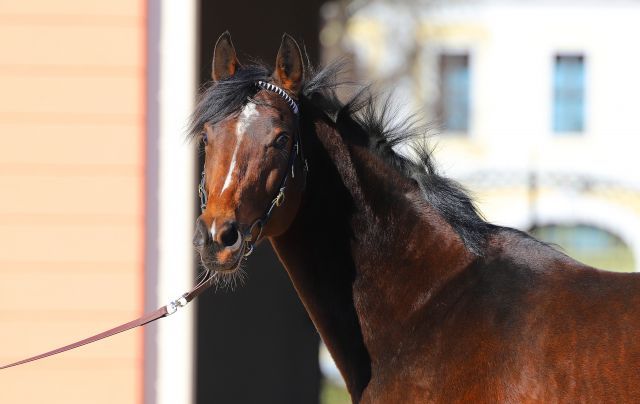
[270,118,475,397]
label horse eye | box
[201,132,208,145]
[274,133,289,149]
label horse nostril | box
[219,222,241,249]
[193,218,210,248]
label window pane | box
[553,55,585,133]
[439,54,470,133]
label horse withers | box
[190,31,640,403]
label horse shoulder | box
[367,229,640,402]
[422,229,640,402]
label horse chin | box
[215,255,244,274]
[198,244,245,274]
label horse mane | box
[189,61,495,255]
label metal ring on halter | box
[245,219,264,243]
[242,220,263,258]
[243,243,255,257]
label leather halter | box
[199,80,307,256]
[0,82,307,370]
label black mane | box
[189,62,494,255]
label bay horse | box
[191,32,640,403]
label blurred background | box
[1,0,639,403]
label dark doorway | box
[195,2,325,403]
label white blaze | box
[210,221,217,240]
[236,102,258,134]
[220,103,258,195]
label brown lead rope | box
[0,275,216,370]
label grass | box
[320,379,351,404]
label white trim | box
[155,1,197,403]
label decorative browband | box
[256,80,299,115]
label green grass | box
[320,379,351,404]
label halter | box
[198,81,307,256]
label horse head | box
[192,32,307,274]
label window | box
[438,53,470,133]
[553,55,585,133]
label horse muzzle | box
[193,217,245,272]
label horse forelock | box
[188,65,271,140]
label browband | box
[256,80,299,115]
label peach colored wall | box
[0,1,146,403]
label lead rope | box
[0,272,217,370]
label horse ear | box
[273,33,304,95]
[212,31,240,81]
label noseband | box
[198,80,307,256]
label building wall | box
[0,1,146,402]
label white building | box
[336,0,640,271]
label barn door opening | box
[195,2,325,403]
